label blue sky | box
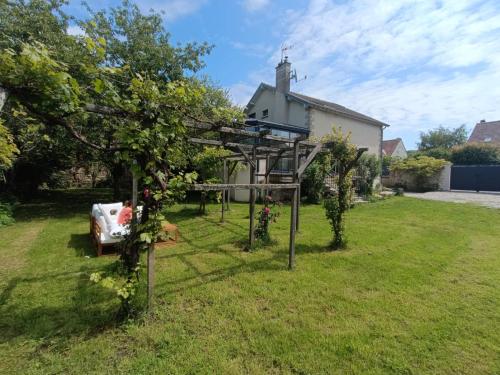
[65,0,500,149]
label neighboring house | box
[382,138,407,159]
[232,57,390,201]
[468,120,500,145]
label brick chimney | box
[275,57,291,93]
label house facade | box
[382,138,407,159]
[468,120,500,145]
[232,58,389,201]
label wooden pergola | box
[138,119,366,308]
[186,120,324,270]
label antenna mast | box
[281,43,292,62]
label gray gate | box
[450,165,500,192]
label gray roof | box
[468,120,500,144]
[253,83,389,127]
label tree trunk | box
[0,87,7,111]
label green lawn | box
[1,190,499,374]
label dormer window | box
[262,109,269,118]
[484,137,492,142]
[248,112,256,119]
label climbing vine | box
[254,196,281,246]
[322,128,364,249]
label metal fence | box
[450,165,500,192]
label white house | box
[382,138,408,159]
[232,57,389,201]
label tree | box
[80,0,212,81]
[0,1,243,314]
[0,119,19,181]
[451,144,499,165]
[322,128,364,249]
[0,1,233,199]
[418,125,468,150]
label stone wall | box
[382,163,451,192]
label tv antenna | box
[281,43,293,62]
[290,69,307,84]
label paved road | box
[405,191,500,209]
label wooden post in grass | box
[249,147,256,248]
[132,168,138,210]
[265,153,270,198]
[289,185,297,270]
[147,243,155,310]
[131,164,154,310]
[294,141,300,232]
[289,140,300,269]
[221,159,227,222]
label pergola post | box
[227,161,237,211]
[265,154,270,198]
[289,140,300,269]
[249,147,256,248]
[131,166,154,310]
[146,244,155,311]
[293,140,300,231]
[289,185,297,270]
[221,159,227,222]
[132,169,138,210]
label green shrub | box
[357,154,381,197]
[451,143,500,165]
[382,155,392,176]
[390,156,448,192]
[419,147,452,161]
[302,158,330,203]
[0,199,15,227]
[390,156,448,178]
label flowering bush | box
[254,196,281,244]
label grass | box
[0,189,499,374]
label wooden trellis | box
[186,120,324,269]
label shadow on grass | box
[158,250,288,294]
[68,233,96,257]
[1,190,314,348]
[295,242,336,254]
[0,266,119,345]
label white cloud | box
[231,41,273,57]
[242,0,270,12]
[139,0,207,21]
[228,82,256,106]
[237,0,500,147]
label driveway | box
[405,191,500,209]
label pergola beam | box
[236,145,256,169]
[187,122,314,146]
[190,183,300,191]
[189,137,290,154]
[265,149,288,177]
[296,143,323,178]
